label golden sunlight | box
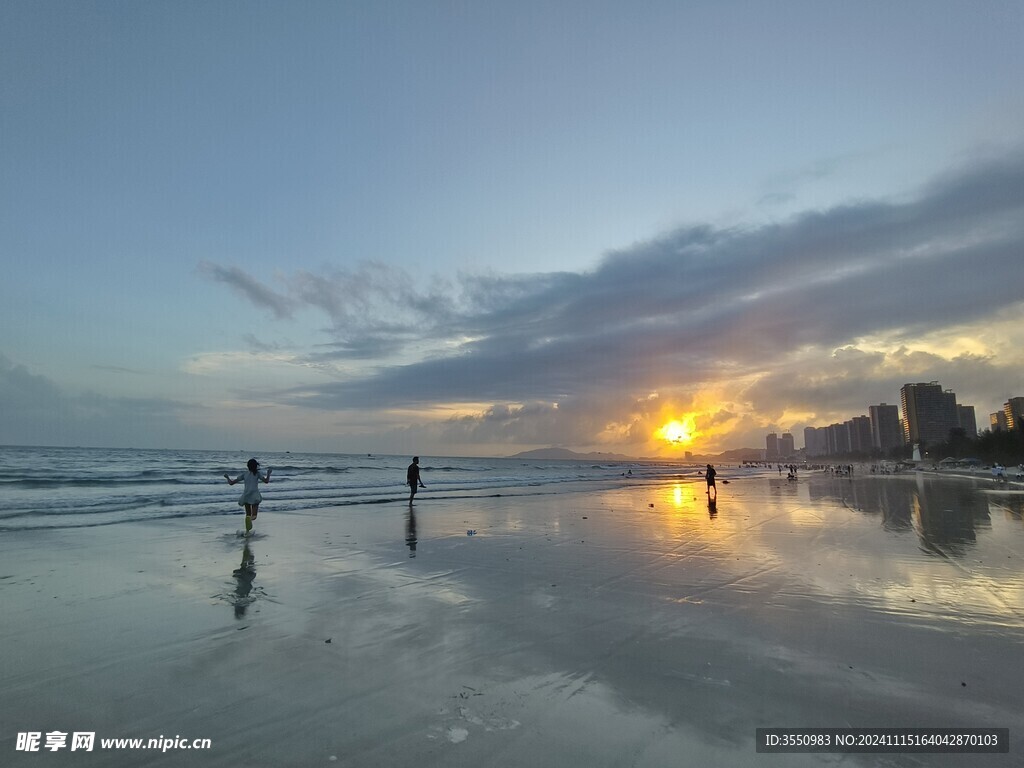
[657,417,697,446]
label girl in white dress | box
[224,458,271,535]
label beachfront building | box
[1004,397,1024,431]
[804,426,827,457]
[869,403,903,454]
[957,404,978,437]
[846,416,873,454]
[900,382,960,447]
[766,432,779,459]
[802,393,978,460]
[991,411,1009,432]
[780,432,795,458]
[826,422,851,455]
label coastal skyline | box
[2,2,1023,456]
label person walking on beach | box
[705,464,717,498]
[224,458,271,535]
[407,456,425,505]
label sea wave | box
[0,445,749,532]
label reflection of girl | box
[224,458,271,535]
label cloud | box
[1,354,66,414]
[91,364,148,375]
[741,346,1000,424]
[201,147,1024,450]
[198,262,294,320]
[0,354,217,449]
[756,150,866,207]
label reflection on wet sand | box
[4,475,1018,766]
[706,483,717,517]
[808,473,993,558]
[990,493,1024,521]
[767,477,801,498]
[231,540,257,619]
[405,508,418,557]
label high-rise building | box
[847,416,873,454]
[869,403,903,453]
[900,382,960,447]
[766,432,779,459]
[1004,397,1024,431]
[991,411,1008,432]
[804,426,826,457]
[826,423,850,455]
[779,432,795,458]
[956,405,978,437]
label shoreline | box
[2,474,1022,766]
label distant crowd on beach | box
[868,463,906,475]
[988,463,1024,480]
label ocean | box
[0,445,746,531]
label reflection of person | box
[407,457,425,505]
[705,464,717,495]
[238,540,255,571]
[406,508,418,557]
[231,541,256,619]
[225,458,271,535]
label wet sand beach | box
[2,471,1022,767]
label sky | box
[2,0,1023,457]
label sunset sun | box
[658,418,696,446]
